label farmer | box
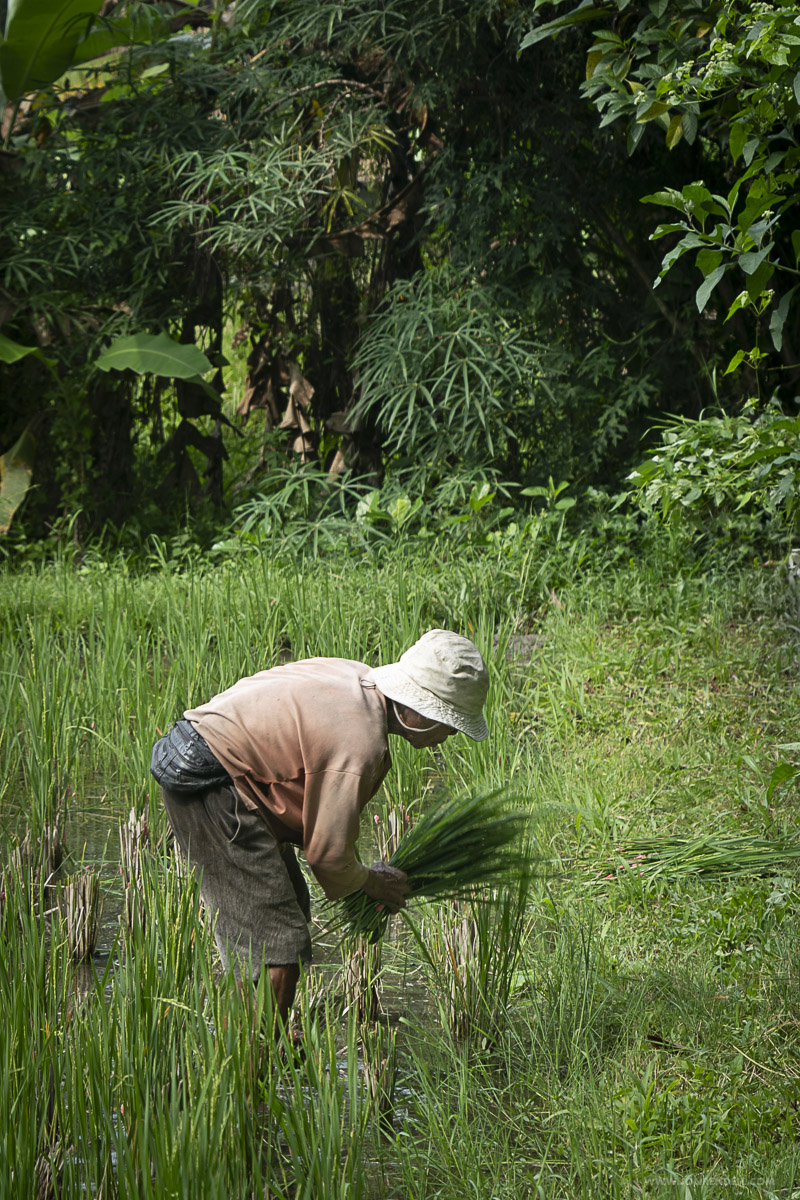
[150,629,489,1024]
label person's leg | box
[161,783,312,1026]
[269,963,301,1025]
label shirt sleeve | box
[301,769,373,900]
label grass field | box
[1,536,799,1198]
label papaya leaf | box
[0,427,35,534]
[95,332,213,378]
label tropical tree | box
[1,0,752,542]
[523,0,800,392]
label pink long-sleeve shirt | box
[184,658,391,899]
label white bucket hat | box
[372,629,489,741]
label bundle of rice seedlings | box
[338,786,532,942]
[593,833,800,884]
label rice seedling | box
[0,867,72,1200]
[266,993,372,1200]
[412,876,531,1045]
[593,834,800,885]
[6,811,66,884]
[361,1022,398,1136]
[342,934,383,1024]
[57,868,103,962]
[119,806,148,929]
[338,786,533,942]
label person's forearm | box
[307,856,370,901]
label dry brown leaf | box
[327,447,347,477]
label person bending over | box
[150,629,489,1024]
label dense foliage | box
[1,0,798,544]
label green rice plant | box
[56,868,103,962]
[341,934,383,1024]
[390,1034,529,1200]
[54,845,279,1197]
[266,992,371,1200]
[520,915,628,1079]
[13,633,77,841]
[119,807,148,930]
[0,867,72,1199]
[593,834,800,885]
[360,1021,397,1135]
[411,876,531,1045]
[4,541,800,1197]
[338,786,533,943]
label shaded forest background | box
[2,0,799,550]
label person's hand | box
[362,862,410,913]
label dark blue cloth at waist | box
[150,718,233,794]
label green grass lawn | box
[1,540,798,1198]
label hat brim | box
[371,665,489,741]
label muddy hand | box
[363,862,410,913]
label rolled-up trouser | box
[161,780,312,980]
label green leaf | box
[0,331,44,364]
[585,46,607,80]
[95,332,213,378]
[724,349,745,376]
[695,264,727,312]
[793,229,800,268]
[0,427,35,534]
[682,184,725,216]
[665,113,683,149]
[627,120,645,155]
[468,484,495,513]
[770,287,798,352]
[743,137,760,167]
[767,761,800,802]
[519,2,610,50]
[0,0,106,101]
[739,244,773,275]
[695,248,723,276]
[745,259,774,302]
[729,122,749,163]
[636,100,669,124]
[724,291,750,323]
[641,188,686,211]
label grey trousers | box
[161,781,312,979]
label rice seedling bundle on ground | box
[338,786,533,942]
[594,833,800,885]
